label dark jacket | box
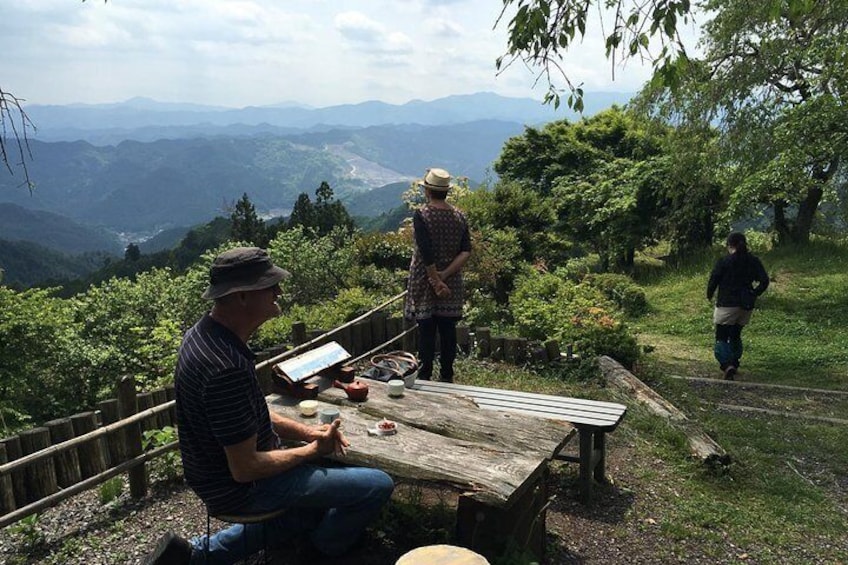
[707,252,769,309]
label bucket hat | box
[202,247,290,300]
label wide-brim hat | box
[202,247,291,300]
[417,168,454,192]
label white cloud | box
[0,0,685,107]
[423,17,464,38]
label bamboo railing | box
[0,295,571,529]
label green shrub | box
[255,287,396,349]
[354,231,412,271]
[509,270,640,368]
[142,426,182,483]
[582,272,648,316]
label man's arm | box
[223,419,346,483]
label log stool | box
[395,544,489,565]
[205,508,288,564]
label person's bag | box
[361,351,419,385]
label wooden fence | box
[0,306,572,529]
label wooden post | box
[97,398,125,466]
[0,444,17,514]
[356,320,373,353]
[44,418,82,488]
[118,375,148,499]
[516,337,529,364]
[544,339,561,362]
[385,316,401,343]
[0,436,26,507]
[456,324,471,354]
[255,350,275,395]
[350,320,364,356]
[338,324,353,353]
[136,391,155,431]
[491,336,505,362]
[370,311,387,350]
[152,388,170,427]
[455,467,549,561]
[165,384,177,425]
[475,327,491,358]
[503,337,519,364]
[70,412,107,480]
[531,343,549,364]
[18,427,59,504]
[291,321,307,346]
[402,318,416,353]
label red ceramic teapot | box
[333,379,370,402]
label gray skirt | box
[713,306,753,326]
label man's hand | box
[313,420,349,457]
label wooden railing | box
[0,290,572,529]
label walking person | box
[145,247,394,565]
[706,232,770,380]
[404,168,472,383]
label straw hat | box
[417,168,454,192]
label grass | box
[633,240,848,390]
[623,239,848,562]
[449,240,848,562]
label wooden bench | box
[410,380,627,503]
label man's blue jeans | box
[189,464,394,564]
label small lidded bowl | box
[298,400,318,417]
[387,379,405,398]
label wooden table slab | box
[267,378,575,508]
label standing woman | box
[405,168,472,382]
[706,232,769,380]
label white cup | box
[387,379,405,397]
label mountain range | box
[1,91,633,286]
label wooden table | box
[267,378,576,559]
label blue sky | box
[1,0,701,108]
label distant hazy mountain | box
[27,91,633,143]
[0,204,122,254]
[0,120,527,233]
[0,239,110,287]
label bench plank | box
[411,381,626,430]
[410,380,628,504]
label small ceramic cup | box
[319,407,340,424]
[387,379,405,398]
[298,400,318,417]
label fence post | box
[44,418,82,488]
[491,335,505,361]
[291,321,307,347]
[544,339,561,362]
[118,375,148,499]
[136,392,155,432]
[0,436,26,508]
[96,398,125,466]
[456,324,471,354]
[370,311,387,350]
[18,427,58,504]
[402,318,416,353]
[70,412,107,480]
[0,444,17,514]
[152,388,170,428]
[475,327,491,358]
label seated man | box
[145,247,394,565]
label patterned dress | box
[404,205,471,321]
